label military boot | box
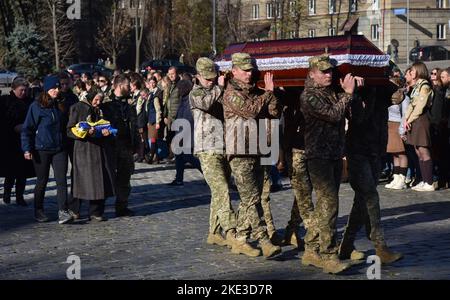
[207,233,228,247]
[231,240,261,257]
[284,229,304,250]
[301,249,323,269]
[260,239,282,258]
[269,231,284,246]
[321,255,352,274]
[225,229,238,249]
[339,241,365,261]
[284,230,298,247]
[375,245,403,264]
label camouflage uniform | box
[190,58,237,235]
[287,149,314,235]
[101,91,139,213]
[223,53,279,243]
[260,165,275,234]
[283,96,314,238]
[300,55,352,257]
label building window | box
[436,0,446,8]
[289,1,296,15]
[328,27,336,36]
[350,0,357,12]
[308,0,316,15]
[372,0,380,10]
[266,3,274,18]
[252,4,260,19]
[130,0,135,9]
[276,2,282,18]
[329,0,336,14]
[289,31,297,39]
[371,24,379,41]
[119,0,126,9]
[138,0,142,9]
[437,24,446,40]
[308,29,316,38]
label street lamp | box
[407,0,410,65]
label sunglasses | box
[431,72,437,75]
[99,80,107,83]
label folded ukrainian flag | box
[71,119,118,139]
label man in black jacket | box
[339,83,403,265]
[102,74,139,217]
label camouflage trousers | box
[260,165,275,234]
[341,154,386,248]
[229,156,268,241]
[198,152,237,235]
[306,159,342,257]
[115,144,134,211]
[286,149,314,233]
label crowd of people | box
[0,53,449,275]
[384,66,450,192]
[0,66,198,223]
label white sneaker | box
[411,181,425,191]
[415,182,435,192]
[385,174,399,189]
[391,174,407,190]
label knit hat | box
[43,75,60,92]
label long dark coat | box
[0,92,35,178]
[67,100,116,200]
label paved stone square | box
[1,162,449,280]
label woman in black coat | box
[1,78,35,205]
[67,89,116,221]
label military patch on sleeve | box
[192,89,204,98]
[230,93,244,107]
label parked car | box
[410,45,450,62]
[0,69,18,86]
[140,59,196,75]
[67,63,113,78]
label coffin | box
[216,34,392,87]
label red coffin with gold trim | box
[216,34,392,87]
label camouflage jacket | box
[189,83,225,154]
[222,79,278,157]
[300,78,352,160]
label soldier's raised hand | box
[218,75,225,87]
[340,73,356,94]
[264,72,274,92]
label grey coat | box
[67,100,116,200]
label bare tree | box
[220,0,243,43]
[45,0,76,70]
[144,2,167,60]
[96,0,131,69]
[134,0,148,72]
[278,0,305,39]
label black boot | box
[116,207,135,217]
[15,178,27,206]
[2,177,13,204]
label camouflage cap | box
[232,53,254,71]
[308,54,334,71]
[196,57,217,80]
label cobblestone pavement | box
[1,162,449,280]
